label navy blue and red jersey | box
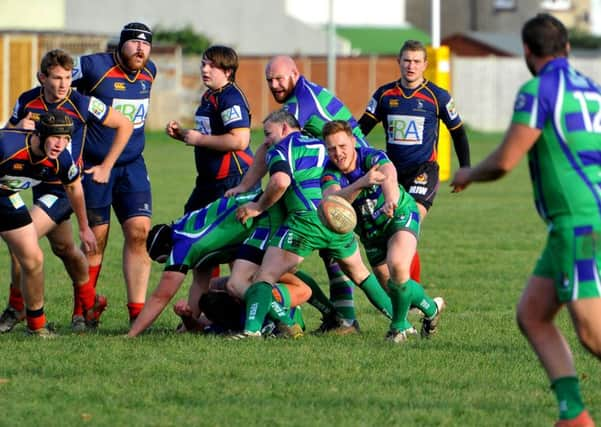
[363,79,463,171]
[9,87,111,173]
[193,82,254,180]
[0,129,80,196]
[72,52,157,166]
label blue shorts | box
[184,175,253,213]
[32,183,72,224]
[83,156,152,226]
[0,193,32,232]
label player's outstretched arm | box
[450,123,540,191]
[128,271,187,337]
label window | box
[540,0,572,11]
[494,0,516,10]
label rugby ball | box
[317,195,357,234]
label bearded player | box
[72,22,157,324]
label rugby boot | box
[385,329,409,343]
[83,294,108,330]
[555,410,595,427]
[26,323,57,338]
[0,306,25,333]
[71,315,87,333]
[276,322,304,339]
[421,297,445,338]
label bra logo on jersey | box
[386,114,424,146]
[221,105,243,126]
[0,175,40,191]
[112,98,149,129]
[89,97,107,120]
[195,116,211,134]
[446,98,458,120]
[67,164,79,180]
[114,82,126,91]
[367,97,377,114]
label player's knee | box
[123,221,150,247]
[49,238,77,259]
[18,249,44,275]
[226,280,247,300]
[576,325,601,360]
[388,263,410,284]
[515,303,534,337]
[295,284,312,305]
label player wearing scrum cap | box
[72,22,157,324]
[0,49,132,334]
[0,111,94,336]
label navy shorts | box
[83,156,152,226]
[32,182,73,224]
[397,161,440,210]
[0,193,32,232]
[184,175,257,213]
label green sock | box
[268,300,293,326]
[387,279,413,332]
[295,270,336,317]
[324,258,356,323]
[268,284,293,326]
[552,376,586,420]
[357,273,392,319]
[244,281,273,333]
[405,279,437,318]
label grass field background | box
[0,127,598,426]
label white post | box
[431,0,441,48]
[1,35,9,127]
[327,0,336,92]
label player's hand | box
[84,164,111,184]
[381,200,397,218]
[173,300,193,317]
[165,120,185,140]
[450,167,472,193]
[236,202,262,224]
[79,227,98,254]
[183,129,200,146]
[361,165,386,187]
[17,112,36,130]
[225,185,243,197]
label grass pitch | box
[0,128,598,426]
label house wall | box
[406,0,592,37]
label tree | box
[568,29,601,50]
[153,25,212,55]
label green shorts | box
[243,203,285,251]
[362,199,421,266]
[533,222,601,303]
[270,210,358,260]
